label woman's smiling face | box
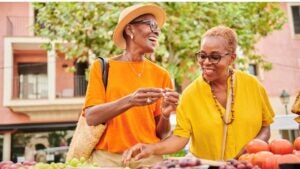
[128,14,160,53]
[199,36,235,82]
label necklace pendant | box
[124,54,145,78]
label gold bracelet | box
[161,113,170,120]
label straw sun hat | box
[113,3,166,49]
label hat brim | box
[113,4,166,49]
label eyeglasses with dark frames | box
[195,52,231,64]
[129,20,160,32]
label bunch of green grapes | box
[65,157,99,168]
[22,157,99,169]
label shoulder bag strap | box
[98,57,109,90]
[221,72,235,161]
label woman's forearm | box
[156,89,179,139]
[85,95,133,125]
[155,115,171,139]
[153,135,189,155]
[255,126,271,142]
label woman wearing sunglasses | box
[83,3,179,168]
[122,25,274,162]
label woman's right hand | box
[122,143,155,164]
[129,88,164,106]
[122,135,189,165]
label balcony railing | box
[74,75,88,97]
[12,75,87,100]
[12,74,48,100]
[56,75,88,98]
[6,16,34,36]
[7,75,86,119]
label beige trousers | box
[90,149,163,168]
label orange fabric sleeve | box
[83,60,106,112]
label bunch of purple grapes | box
[150,158,201,169]
[0,160,36,169]
[219,159,261,169]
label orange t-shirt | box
[83,58,173,153]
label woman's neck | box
[123,51,144,62]
[210,70,232,89]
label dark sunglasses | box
[130,20,159,32]
[195,52,230,64]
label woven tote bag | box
[66,114,106,160]
[66,57,109,160]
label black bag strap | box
[98,57,109,90]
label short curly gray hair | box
[202,25,238,53]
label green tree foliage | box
[33,2,285,86]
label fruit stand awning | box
[0,121,77,132]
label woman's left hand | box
[161,88,180,118]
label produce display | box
[1,137,300,169]
[0,160,36,169]
[150,158,203,169]
[0,157,99,169]
[239,138,300,169]
[219,159,260,169]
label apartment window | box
[18,63,48,99]
[74,61,88,97]
[292,6,300,34]
[248,64,258,76]
[289,3,300,38]
[0,135,3,161]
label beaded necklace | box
[206,69,235,125]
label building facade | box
[0,2,299,162]
[255,2,300,140]
[256,2,300,110]
[0,2,86,162]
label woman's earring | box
[130,34,133,39]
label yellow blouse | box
[173,70,274,160]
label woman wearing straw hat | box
[84,3,179,168]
